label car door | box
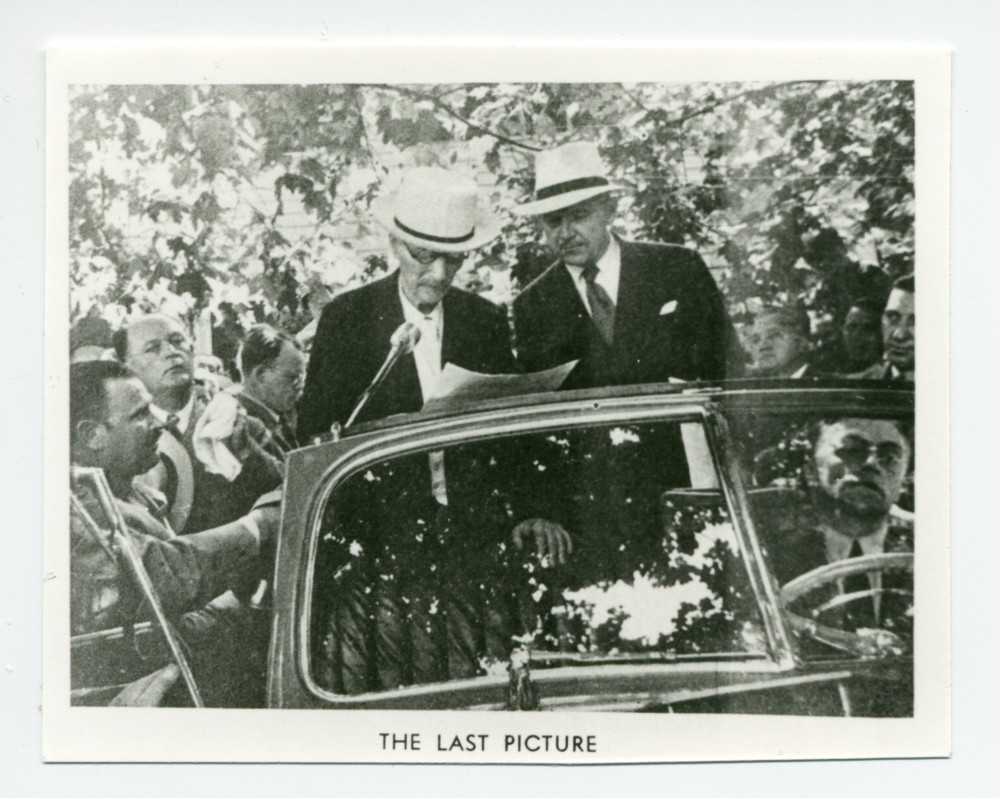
[268,389,890,713]
[70,467,204,707]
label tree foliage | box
[69,80,914,357]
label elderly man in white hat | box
[298,166,517,438]
[513,141,743,389]
[299,166,571,574]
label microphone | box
[389,321,421,356]
[343,322,422,430]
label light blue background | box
[2,1,989,793]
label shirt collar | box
[790,362,810,379]
[150,393,196,435]
[398,282,444,334]
[823,520,890,563]
[565,234,622,304]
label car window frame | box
[711,392,915,669]
[284,392,799,707]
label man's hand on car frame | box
[511,518,573,566]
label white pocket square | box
[659,300,678,316]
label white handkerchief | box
[192,392,243,481]
[659,300,678,315]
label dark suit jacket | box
[235,389,298,457]
[848,361,913,382]
[513,238,744,389]
[298,271,517,439]
[768,522,913,585]
[764,516,913,635]
[145,385,284,535]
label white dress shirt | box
[564,234,621,314]
[151,393,196,435]
[823,522,889,621]
[398,286,449,505]
[399,286,445,401]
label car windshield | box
[729,406,914,654]
[306,417,770,697]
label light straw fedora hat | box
[372,167,501,253]
[513,141,624,217]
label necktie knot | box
[582,263,599,284]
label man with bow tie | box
[512,142,744,389]
[298,166,518,440]
[301,169,574,689]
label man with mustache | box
[850,274,914,381]
[298,166,517,438]
[512,142,743,389]
[70,360,280,705]
[767,417,913,631]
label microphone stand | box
[343,323,420,432]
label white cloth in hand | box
[192,392,244,481]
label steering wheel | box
[780,552,913,658]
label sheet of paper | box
[422,360,578,412]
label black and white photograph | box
[43,45,950,763]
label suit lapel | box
[543,261,589,321]
[441,289,462,368]
[612,240,664,367]
[372,271,407,347]
[374,272,422,415]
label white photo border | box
[44,44,950,763]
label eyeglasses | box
[834,440,906,470]
[402,243,467,269]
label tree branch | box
[370,84,541,152]
[618,84,650,112]
[668,81,817,127]
[353,87,385,177]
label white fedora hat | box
[372,167,501,253]
[513,141,624,217]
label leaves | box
[70,81,915,347]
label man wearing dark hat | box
[512,142,742,389]
[298,166,517,439]
[70,315,115,363]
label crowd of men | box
[68,141,916,706]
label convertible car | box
[268,380,914,715]
[71,380,915,715]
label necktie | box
[165,413,182,439]
[843,539,876,630]
[581,264,616,345]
